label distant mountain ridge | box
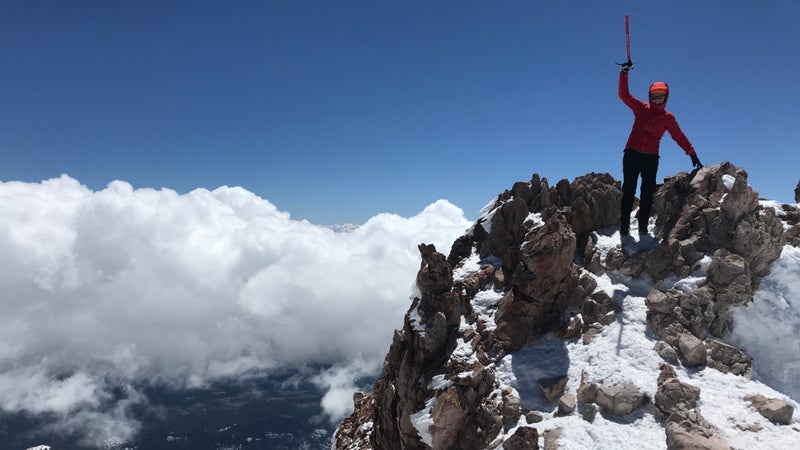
[335,162,800,449]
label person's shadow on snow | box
[510,335,570,412]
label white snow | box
[428,374,454,391]
[358,420,373,435]
[409,305,426,336]
[525,212,545,229]
[722,174,736,191]
[729,245,800,402]
[452,253,484,280]
[471,289,504,332]
[451,337,478,363]
[410,396,437,446]
[480,208,498,234]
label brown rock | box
[539,375,568,403]
[577,371,598,404]
[707,250,752,307]
[582,323,604,344]
[416,244,453,300]
[656,378,701,417]
[596,380,646,416]
[514,213,578,300]
[430,387,466,448]
[502,387,521,424]
[666,409,732,450]
[705,339,752,376]
[558,392,576,416]
[526,410,543,423]
[731,209,784,277]
[582,403,598,422]
[502,426,540,450]
[646,288,678,314]
[678,332,707,367]
[744,394,794,425]
[543,428,561,450]
[655,341,680,364]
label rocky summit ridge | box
[334,162,800,450]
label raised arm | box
[619,71,646,112]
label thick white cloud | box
[0,175,471,445]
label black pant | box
[621,149,659,233]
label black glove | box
[621,61,633,73]
[690,153,703,169]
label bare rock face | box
[731,209,785,277]
[580,291,620,329]
[543,428,562,450]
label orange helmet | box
[649,82,669,95]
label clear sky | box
[2,1,799,225]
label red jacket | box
[619,72,696,156]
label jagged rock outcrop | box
[494,212,594,352]
[651,163,783,280]
[335,163,796,450]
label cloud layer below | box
[0,175,471,445]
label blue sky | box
[2,1,799,225]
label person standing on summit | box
[618,61,702,237]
